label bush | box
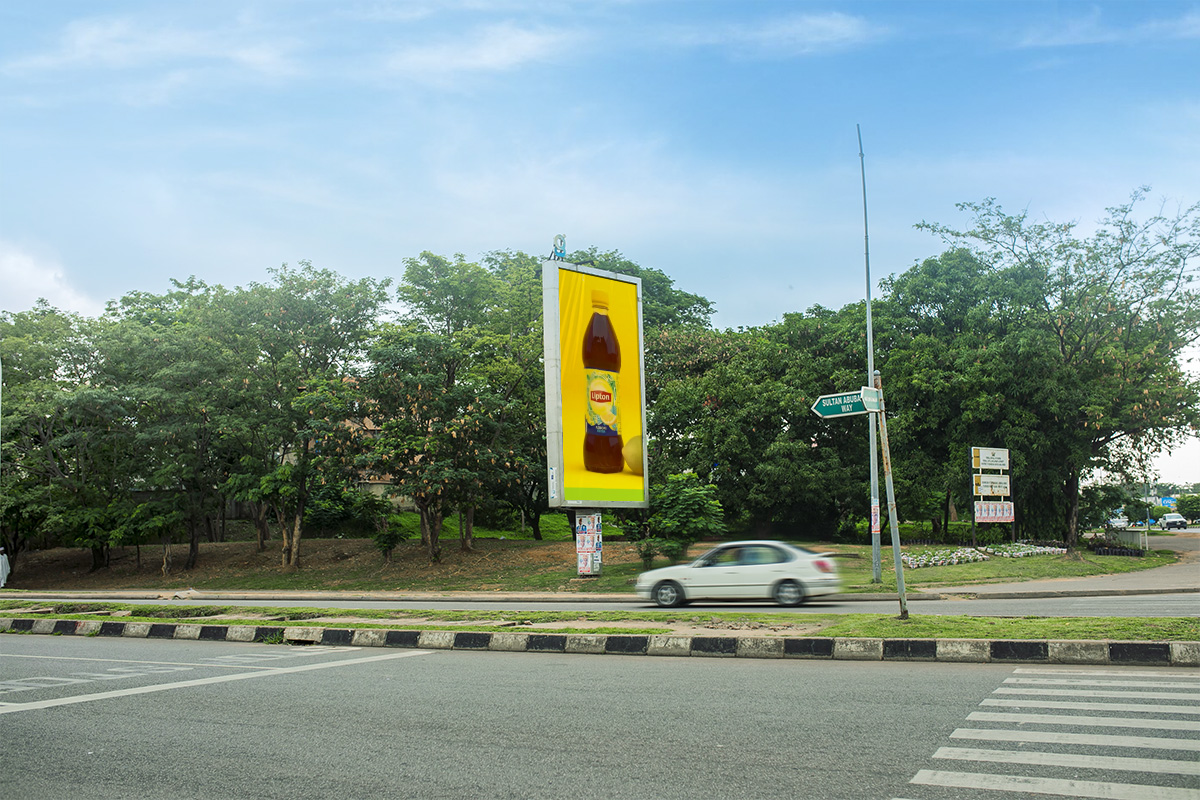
[373,513,415,562]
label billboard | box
[543,260,648,508]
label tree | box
[222,263,391,570]
[0,304,128,572]
[647,473,726,561]
[364,328,497,562]
[916,189,1200,546]
[1175,494,1200,522]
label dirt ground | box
[4,537,619,592]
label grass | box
[834,546,1177,592]
[2,600,1197,642]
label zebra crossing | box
[894,666,1200,799]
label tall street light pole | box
[858,125,882,583]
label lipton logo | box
[590,389,612,404]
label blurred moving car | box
[1160,513,1187,530]
[1107,517,1129,529]
[634,540,840,608]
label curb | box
[4,617,1197,668]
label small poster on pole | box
[575,513,603,576]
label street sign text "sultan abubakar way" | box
[810,388,881,419]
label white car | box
[635,540,840,608]
[1160,513,1187,530]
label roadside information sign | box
[971,447,1010,470]
[973,473,1011,496]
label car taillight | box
[814,559,834,574]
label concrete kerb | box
[2,617,1196,667]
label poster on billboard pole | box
[543,254,649,508]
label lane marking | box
[995,687,1200,701]
[933,746,1200,776]
[1014,668,1200,679]
[1005,678,1200,690]
[968,710,1200,731]
[951,728,1200,751]
[0,650,432,715]
[0,648,357,669]
[981,697,1200,715]
[911,769,1200,799]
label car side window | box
[744,545,785,565]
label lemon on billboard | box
[543,261,648,507]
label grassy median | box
[2,600,1196,642]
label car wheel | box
[653,581,684,608]
[773,580,805,607]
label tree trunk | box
[161,535,173,576]
[530,513,542,541]
[254,503,271,552]
[185,518,200,570]
[418,501,443,562]
[277,505,292,568]
[1064,473,1081,548]
[285,511,303,571]
[89,544,109,572]
[460,505,475,552]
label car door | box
[725,544,790,599]
[688,546,745,599]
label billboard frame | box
[543,259,649,509]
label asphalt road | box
[4,636,1197,799]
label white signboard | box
[974,473,1011,497]
[971,446,1009,470]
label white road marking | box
[933,746,1200,776]
[1005,677,1200,690]
[996,687,1200,701]
[951,728,1200,751]
[1,647,357,669]
[981,697,1200,714]
[1014,668,1200,680]
[911,769,1200,799]
[0,650,432,715]
[967,710,1200,731]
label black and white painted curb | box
[4,618,1198,667]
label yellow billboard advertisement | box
[543,260,648,507]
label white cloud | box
[0,241,103,318]
[384,22,580,81]
[669,12,885,57]
[1017,8,1200,48]
[2,17,299,79]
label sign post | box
[812,377,907,618]
[971,446,1014,537]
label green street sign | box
[811,388,878,418]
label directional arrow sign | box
[811,389,872,418]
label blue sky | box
[2,1,1198,485]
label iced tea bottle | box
[582,289,624,472]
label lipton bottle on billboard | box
[583,289,624,472]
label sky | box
[2,1,1199,485]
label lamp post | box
[858,125,882,583]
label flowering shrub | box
[901,548,990,569]
[984,543,1067,558]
